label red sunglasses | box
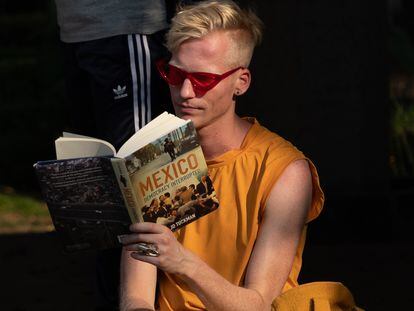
[156,58,243,96]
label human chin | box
[173,103,199,118]
[174,108,201,127]
[187,116,202,130]
[173,105,188,119]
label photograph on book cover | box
[35,157,132,252]
[125,122,219,231]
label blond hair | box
[166,0,263,67]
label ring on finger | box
[135,242,160,257]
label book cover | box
[34,157,132,252]
[125,121,219,231]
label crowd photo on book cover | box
[125,122,219,231]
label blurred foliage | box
[0,188,47,216]
[389,25,414,178]
[0,0,69,192]
[390,97,414,176]
[0,187,53,233]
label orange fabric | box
[271,282,364,311]
[157,118,325,310]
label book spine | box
[111,158,143,223]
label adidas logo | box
[113,85,128,100]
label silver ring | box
[135,243,159,257]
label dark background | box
[1,0,414,310]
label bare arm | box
[242,159,312,301]
[119,248,157,311]
[120,159,312,310]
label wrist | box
[176,248,202,280]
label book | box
[34,112,219,253]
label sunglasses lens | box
[168,66,186,85]
[191,73,218,89]
[156,60,182,85]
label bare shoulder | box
[265,159,312,221]
[280,158,311,181]
[273,159,312,194]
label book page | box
[62,132,95,139]
[55,137,116,160]
[126,111,169,138]
[117,113,189,158]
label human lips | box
[175,102,203,113]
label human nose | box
[180,78,196,99]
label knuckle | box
[129,223,140,231]
[159,236,169,245]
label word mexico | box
[141,153,201,200]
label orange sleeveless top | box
[157,118,324,310]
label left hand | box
[119,222,195,275]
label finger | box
[129,222,169,233]
[118,233,159,245]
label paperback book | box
[34,112,219,252]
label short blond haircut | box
[166,0,263,67]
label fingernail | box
[117,234,126,243]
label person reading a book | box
[119,1,324,310]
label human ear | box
[234,68,251,96]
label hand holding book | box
[119,222,198,275]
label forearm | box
[119,285,155,311]
[119,298,154,311]
[179,252,270,311]
[120,249,157,311]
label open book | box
[34,112,219,252]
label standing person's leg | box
[70,33,172,310]
[61,41,98,138]
[76,32,172,149]
[146,30,173,120]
